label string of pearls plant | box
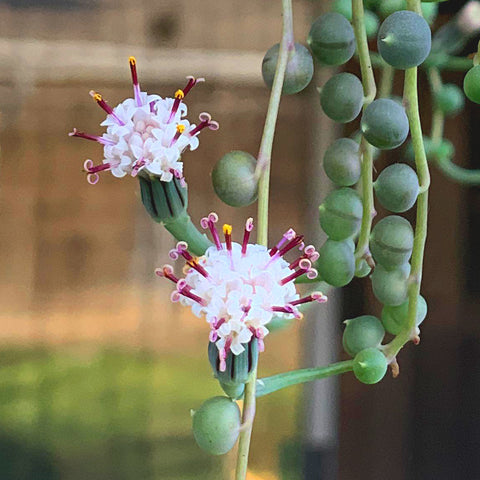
[70,0,480,477]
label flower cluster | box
[156,214,327,371]
[70,57,218,185]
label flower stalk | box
[352,0,377,269]
[255,360,354,397]
[384,0,430,360]
[235,1,293,478]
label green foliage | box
[262,43,314,95]
[332,0,380,38]
[319,188,363,240]
[381,295,428,335]
[317,239,355,287]
[320,73,364,123]
[434,83,465,116]
[371,263,411,306]
[361,98,409,150]
[323,138,361,187]
[377,11,432,69]
[464,66,480,104]
[192,396,241,455]
[353,348,388,384]
[307,12,356,66]
[212,151,258,207]
[370,215,414,268]
[377,1,438,24]
[374,163,419,213]
[342,315,385,357]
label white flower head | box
[156,214,327,371]
[70,57,219,185]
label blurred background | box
[0,0,479,479]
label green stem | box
[235,1,293,479]
[427,67,480,185]
[378,63,395,98]
[384,0,430,360]
[254,1,294,246]
[435,156,480,184]
[256,360,355,397]
[352,0,377,268]
[163,213,212,256]
[428,67,444,142]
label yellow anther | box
[176,124,186,134]
[129,56,136,65]
[89,90,103,102]
[175,89,185,100]
[223,224,233,235]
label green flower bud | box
[320,73,364,123]
[353,348,388,384]
[343,315,385,357]
[374,163,419,213]
[378,11,432,69]
[139,175,187,223]
[370,215,414,268]
[464,66,480,104]
[212,151,258,207]
[319,188,363,240]
[361,99,409,150]
[208,339,258,395]
[262,43,314,95]
[317,239,355,287]
[192,396,241,455]
[323,138,361,187]
[434,84,465,116]
[381,295,428,335]
[307,12,356,66]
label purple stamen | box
[277,235,305,258]
[131,158,146,177]
[169,241,189,260]
[189,112,219,137]
[168,76,204,123]
[269,229,296,257]
[83,159,112,174]
[89,90,125,126]
[290,292,327,306]
[169,124,186,147]
[176,286,206,306]
[271,304,302,319]
[242,218,254,255]
[155,265,180,284]
[289,245,319,270]
[200,213,222,250]
[69,128,115,145]
[129,56,142,107]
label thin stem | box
[235,1,293,479]
[428,68,445,142]
[254,0,294,246]
[435,156,480,185]
[255,360,355,397]
[378,63,395,98]
[384,0,430,360]
[352,0,377,267]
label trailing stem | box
[352,0,377,268]
[384,0,430,360]
[235,1,293,479]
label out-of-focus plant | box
[70,0,480,477]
